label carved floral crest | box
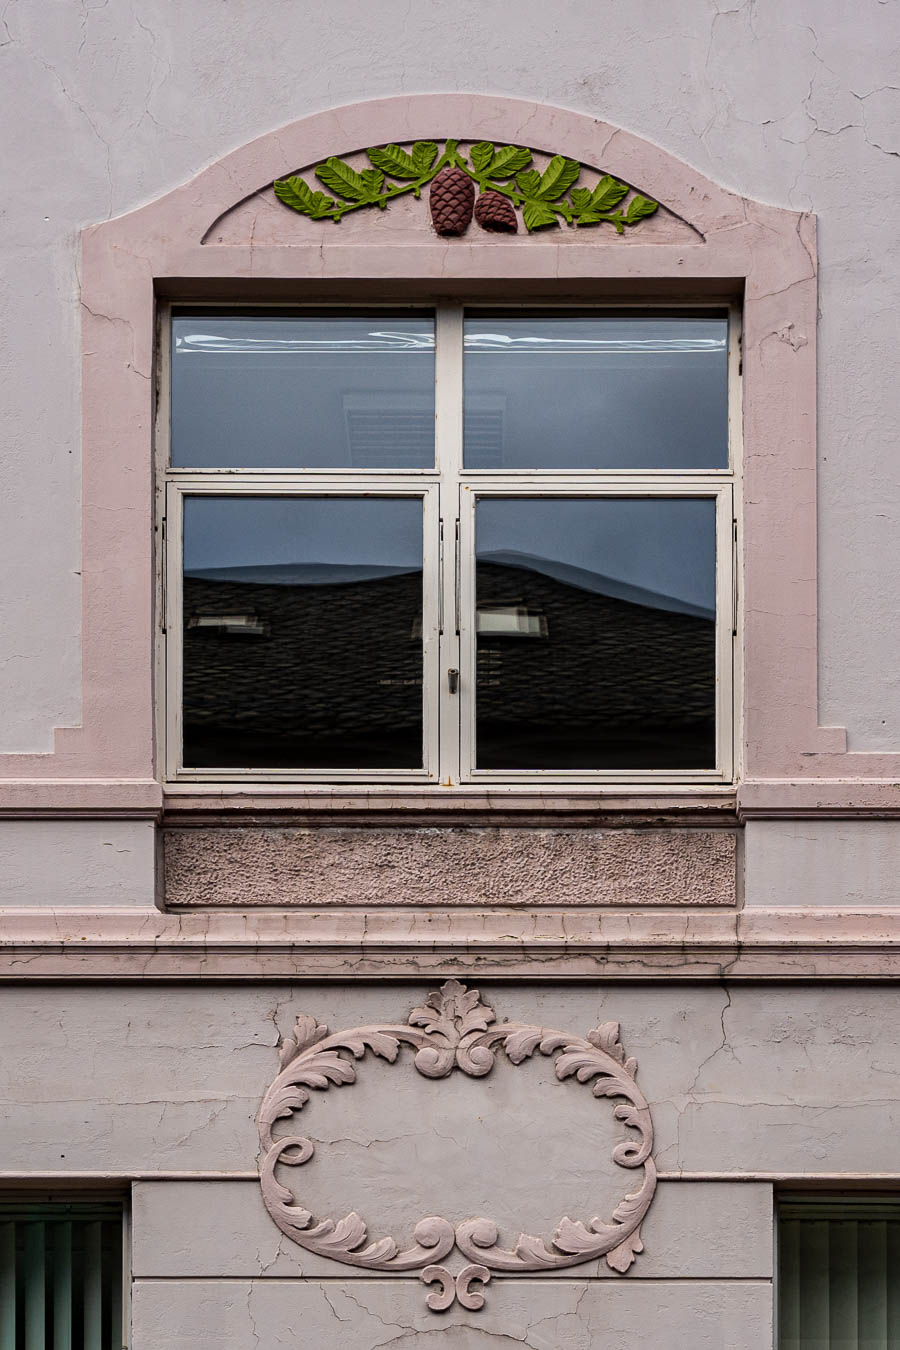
[257,980,657,1313]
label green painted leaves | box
[272,139,659,236]
[522,199,559,231]
[273,176,336,219]
[316,157,385,202]
[625,193,659,224]
[570,174,630,222]
[517,155,581,202]
[366,141,438,178]
[469,141,532,178]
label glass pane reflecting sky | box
[464,314,728,470]
[183,495,424,578]
[476,496,716,617]
[172,314,435,469]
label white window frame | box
[164,477,442,783]
[161,301,739,787]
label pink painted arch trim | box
[0,93,896,805]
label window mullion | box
[435,303,464,783]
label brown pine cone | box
[429,166,475,235]
[475,189,518,233]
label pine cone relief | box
[429,166,475,235]
[474,189,518,233]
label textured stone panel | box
[132,1179,773,1280]
[131,1277,772,1350]
[164,827,736,907]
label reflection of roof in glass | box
[185,551,713,620]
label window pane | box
[474,497,716,770]
[0,1202,122,1350]
[171,314,435,468]
[778,1199,900,1350]
[182,496,424,769]
[464,313,728,469]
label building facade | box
[2,3,900,1346]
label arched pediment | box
[203,126,701,248]
[111,94,761,250]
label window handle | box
[448,668,459,695]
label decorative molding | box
[274,138,658,236]
[257,980,656,1313]
[8,908,900,979]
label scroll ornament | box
[273,139,659,235]
[258,980,657,1313]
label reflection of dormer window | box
[188,612,270,638]
[476,605,548,638]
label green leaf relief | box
[521,198,559,231]
[358,167,385,198]
[516,168,541,196]
[625,194,659,224]
[487,144,532,177]
[411,140,439,172]
[574,209,612,226]
[588,175,629,210]
[273,176,336,219]
[469,140,495,174]
[274,139,659,235]
[535,155,581,200]
[315,157,369,201]
[366,144,421,178]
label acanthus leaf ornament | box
[257,981,657,1312]
[273,140,659,235]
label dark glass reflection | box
[464,314,728,469]
[475,498,717,769]
[182,497,424,768]
[171,313,435,468]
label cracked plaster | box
[130,1276,773,1349]
[3,983,900,1176]
[132,1178,772,1281]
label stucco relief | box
[272,138,660,237]
[257,980,656,1312]
[209,133,697,248]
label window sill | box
[161,782,738,827]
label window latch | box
[448,668,459,695]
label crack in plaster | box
[656,986,735,1170]
[31,52,113,219]
[245,1280,261,1350]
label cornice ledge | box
[738,779,900,819]
[3,908,900,980]
[0,780,163,818]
